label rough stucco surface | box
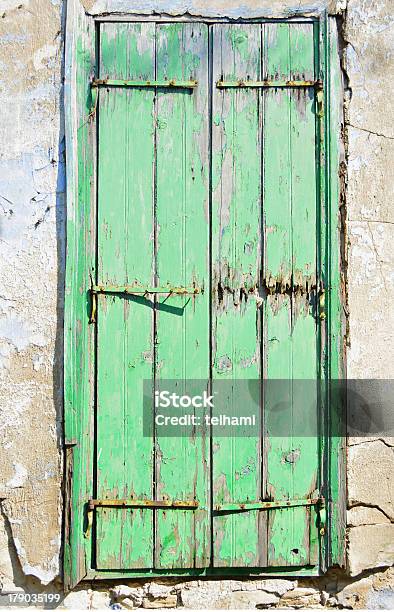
[0,0,64,587]
[344,0,394,580]
[0,0,393,606]
[345,0,394,379]
[82,0,345,17]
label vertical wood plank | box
[96,22,155,569]
[288,22,319,567]
[64,1,96,588]
[211,24,263,567]
[154,22,210,569]
[263,22,294,568]
[326,16,347,568]
[263,22,319,568]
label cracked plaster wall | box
[0,0,393,604]
[343,0,394,579]
[0,0,64,588]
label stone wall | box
[0,0,393,608]
[61,570,394,609]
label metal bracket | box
[91,78,198,89]
[91,284,201,296]
[214,497,322,512]
[84,498,199,535]
[88,77,197,117]
[88,498,199,509]
[88,284,201,323]
[84,497,325,537]
[217,78,324,120]
[216,79,322,89]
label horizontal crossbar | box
[91,285,201,296]
[216,79,322,89]
[89,499,199,510]
[84,497,325,538]
[88,498,321,511]
[92,78,198,89]
[214,498,322,512]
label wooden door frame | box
[63,4,345,589]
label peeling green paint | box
[64,15,344,585]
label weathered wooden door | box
[86,20,328,574]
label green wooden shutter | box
[64,17,344,584]
[211,23,320,568]
[95,22,210,569]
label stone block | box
[226,578,296,595]
[348,441,394,521]
[347,525,394,575]
[347,506,391,527]
[146,582,173,597]
[121,597,139,609]
[90,590,111,609]
[143,594,178,608]
[337,576,373,608]
[110,585,144,608]
[258,579,297,595]
[180,580,232,609]
[279,587,321,608]
[366,588,394,609]
[229,590,279,608]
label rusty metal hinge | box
[216,79,323,89]
[91,78,198,89]
[91,284,201,297]
[89,283,201,323]
[84,497,325,537]
[88,498,199,509]
[88,77,197,117]
[214,497,323,512]
[84,498,199,538]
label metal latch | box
[319,287,326,320]
[315,79,324,117]
[318,497,327,535]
